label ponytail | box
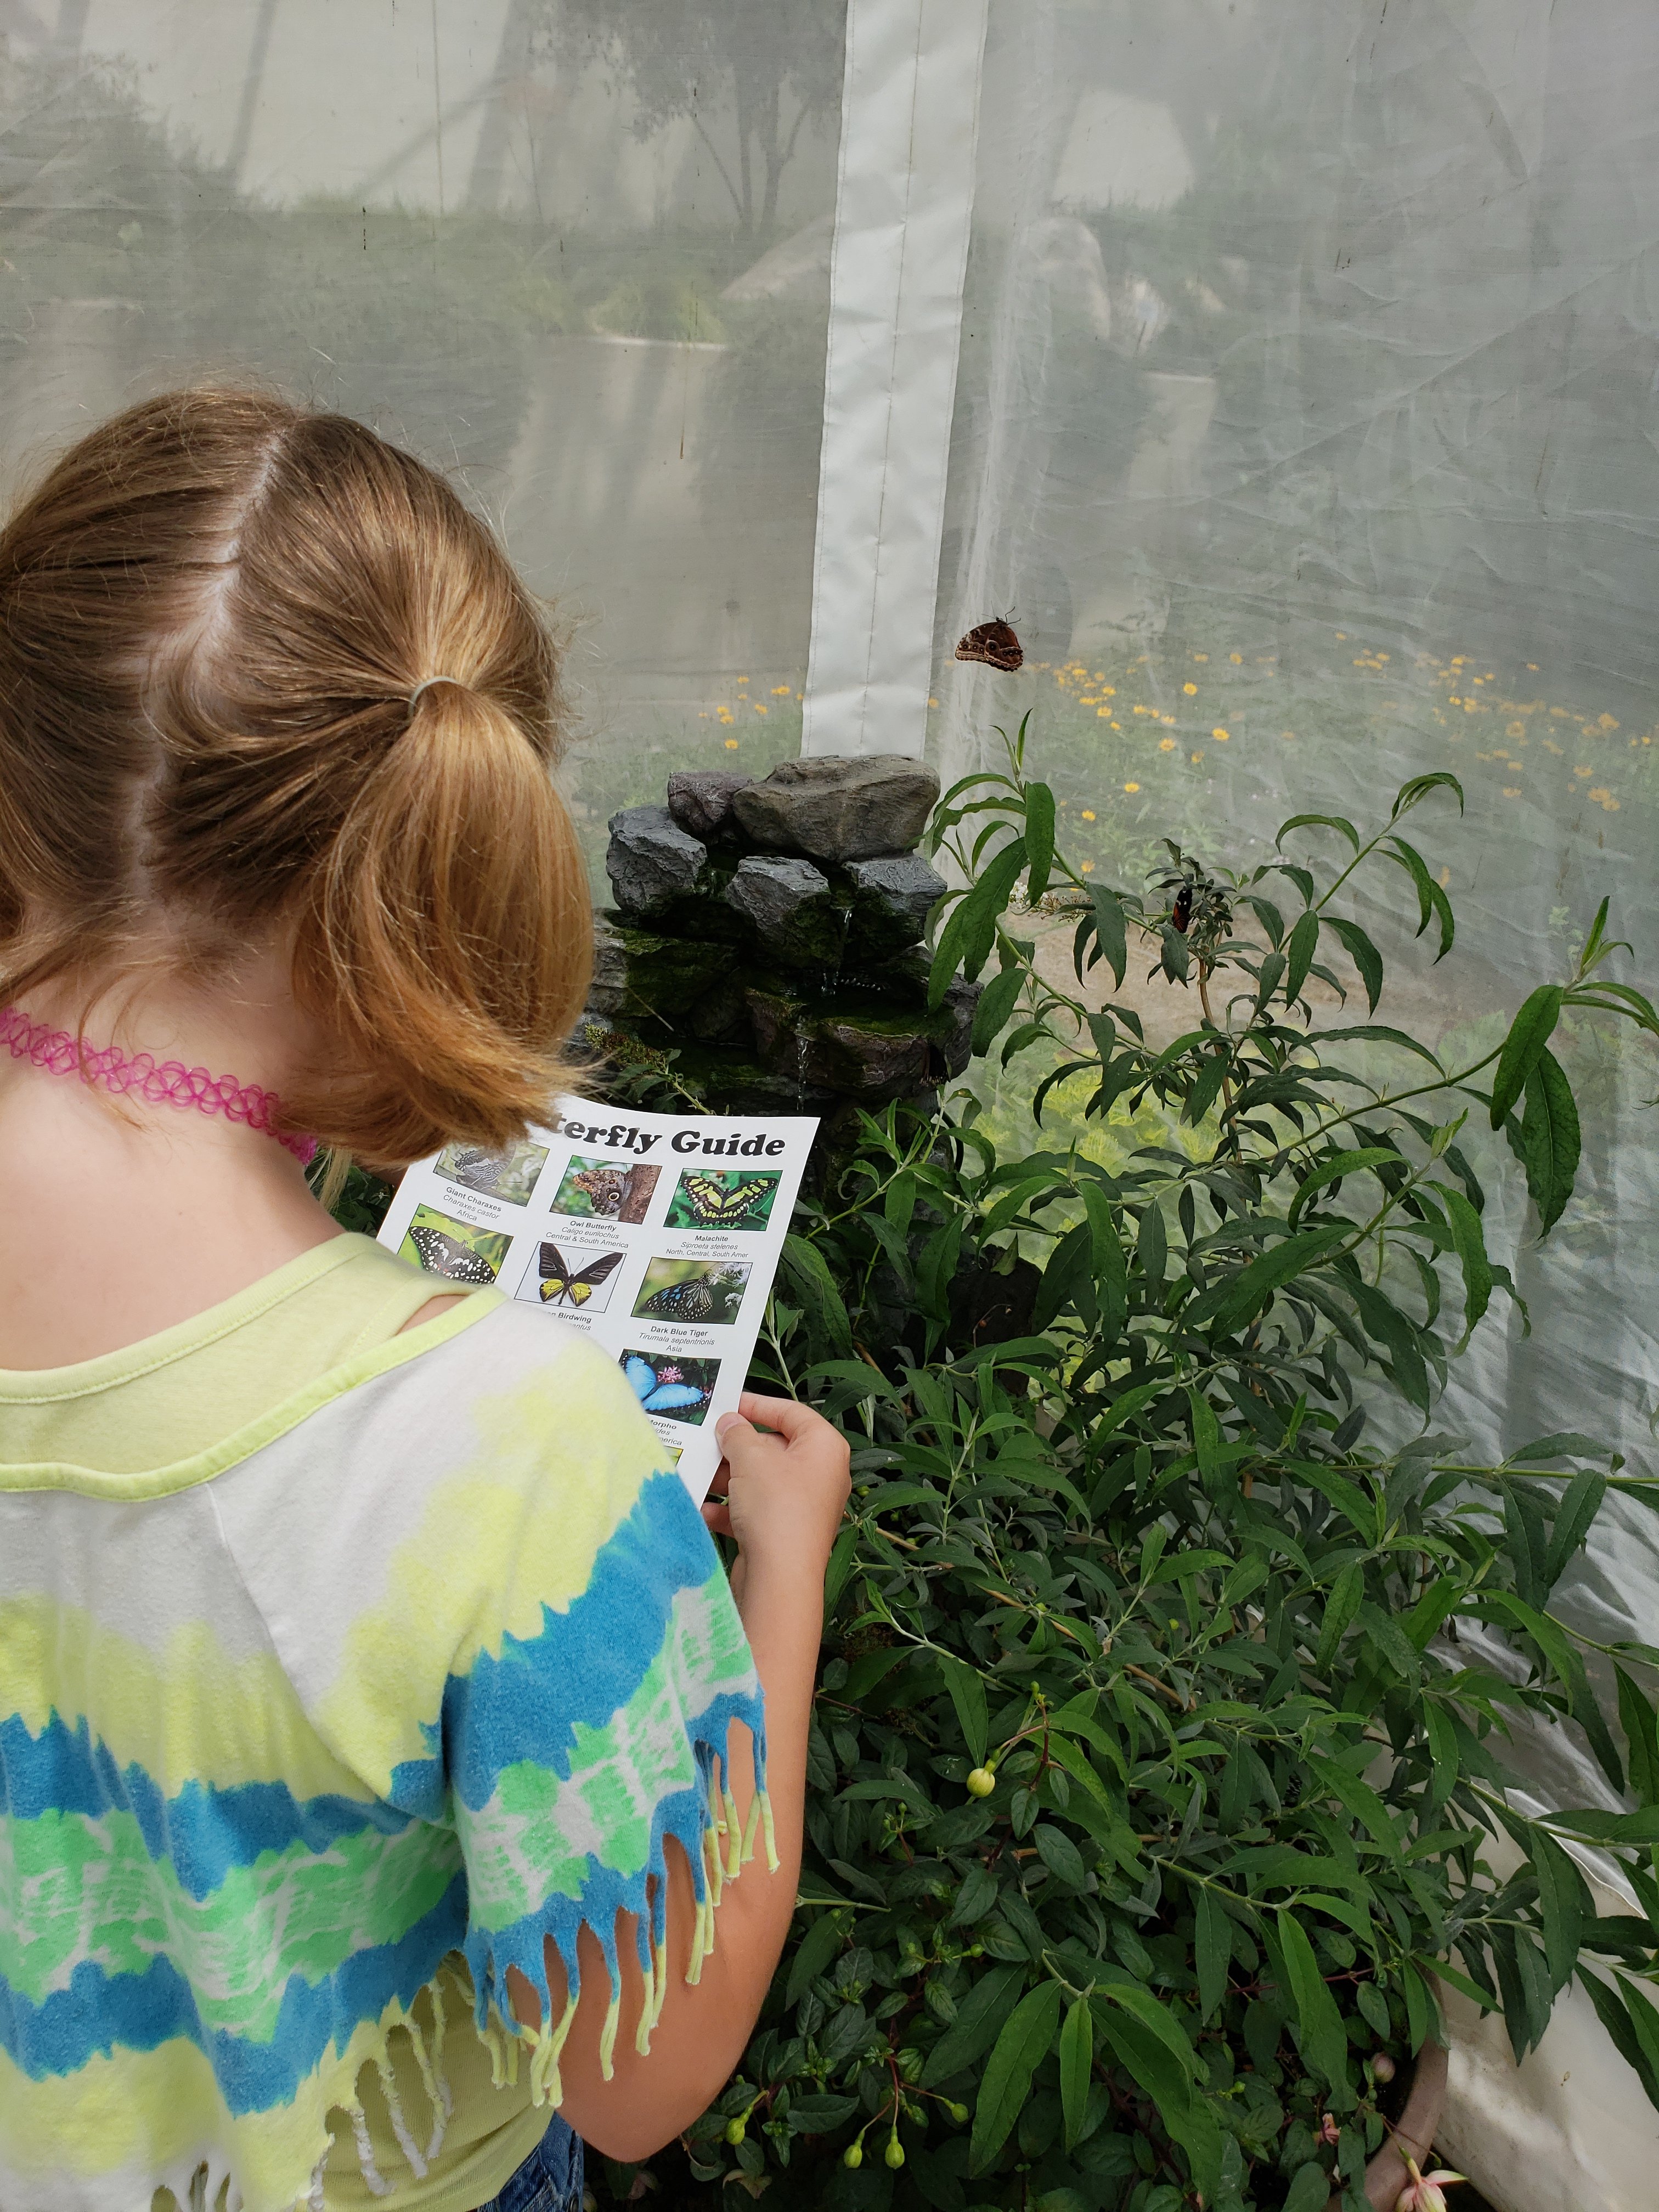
[292,682,590,1160]
[0,388,591,1164]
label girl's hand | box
[702,1393,850,1586]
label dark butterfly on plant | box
[641,1276,715,1322]
[676,1173,775,1227]
[639,1267,744,1323]
[622,1353,710,1415]
[1171,884,1194,934]
[409,1225,500,1284]
[954,616,1023,672]
[538,1242,623,1308]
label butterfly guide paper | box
[377,1093,818,1499]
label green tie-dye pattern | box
[460,1576,752,1933]
[1,1308,769,2212]
[4,1807,456,2035]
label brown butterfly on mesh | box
[955,616,1023,672]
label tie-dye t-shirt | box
[0,1240,768,2212]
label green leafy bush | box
[596,727,1659,2211]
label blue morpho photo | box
[623,1352,713,1417]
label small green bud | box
[843,2141,863,2169]
[947,2101,970,2125]
[885,2135,906,2170]
[966,1767,996,1798]
[724,2118,746,2145]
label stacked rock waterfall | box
[589,755,979,1120]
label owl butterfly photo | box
[955,617,1023,672]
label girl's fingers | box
[735,1391,817,1441]
[701,1499,733,1537]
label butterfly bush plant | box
[586,730,1659,2212]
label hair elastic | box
[408,675,467,710]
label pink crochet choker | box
[0,1005,318,1166]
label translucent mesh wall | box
[936,0,1659,1833]
[0,0,847,877]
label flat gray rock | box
[724,855,847,966]
[731,754,940,862]
[845,853,947,955]
[605,805,707,916]
[587,914,630,1017]
[667,769,754,842]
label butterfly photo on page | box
[665,1169,781,1232]
[620,1350,719,1425]
[633,1256,749,1325]
[547,1153,661,1223]
[434,1137,549,1206]
[400,1205,510,1285]
[526,1240,624,1312]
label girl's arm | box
[510,1393,848,2158]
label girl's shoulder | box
[222,1297,669,1552]
[212,1302,709,1792]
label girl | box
[0,390,850,2212]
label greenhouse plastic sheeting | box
[0,0,847,869]
[5,1,1659,2200]
[930,7,1659,2198]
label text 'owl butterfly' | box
[678,1173,774,1227]
[410,1225,499,1284]
[623,1353,709,1415]
[955,617,1023,672]
[539,1242,623,1308]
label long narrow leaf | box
[1324,916,1385,1013]
[1277,1911,1352,2101]
[1024,783,1056,905]
[1195,1888,1232,2022]
[1489,984,1564,1127]
[1441,1184,1493,1341]
[1184,1226,1347,1335]
[1059,1996,1093,2151]
[1519,1048,1581,1235]
[936,1652,989,1768]
[970,1981,1062,2170]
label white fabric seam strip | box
[802,0,990,759]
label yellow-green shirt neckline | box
[0,1231,501,1496]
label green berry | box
[885,2135,906,2170]
[966,1767,996,1798]
[843,2142,863,2169]
[947,2102,970,2125]
[724,2118,746,2145]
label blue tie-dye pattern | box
[387,1466,719,1816]
[0,1711,406,1899]
[1,1463,763,2130]
[456,1683,767,2027]
[0,1878,469,2107]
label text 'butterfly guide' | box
[377,1096,819,1499]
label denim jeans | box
[471,2117,584,2212]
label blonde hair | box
[0,387,590,1163]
